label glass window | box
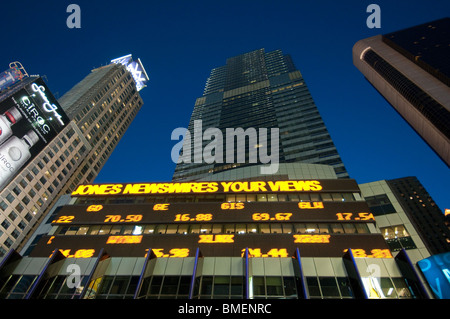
[213,276,230,296]
[337,277,353,298]
[392,278,412,298]
[65,226,79,235]
[166,225,178,234]
[257,194,267,202]
[160,276,179,295]
[98,276,114,295]
[226,195,235,202]
[299,194,310,201]
[259,224,270,234]
[247,224,257,234]
[294,224,306,233]
[109,225,122,235]
[330,224,344,234]
[189,224,201,234]
[343,193,354,202]
[235,224,246,234]
[252,276,265,296]
[154,225,166,234]
[88,226,100,235]
[319,224,330,234]
[224,224,235,234]
[306,277,321,298]
[270,224,282,234]
[200,276,213,297]
[143,225,155,234]
[98,225,111,235]
[282,223,292,234]
[305,224,319,234]
[109,276,130,295]
[332,193,344,201]
[343,224,356,234]
[178,224,189,234]
[76,226,89,235]
[319,277,340,298]
[355,224,369,234]
[211,224,222,234]
[200,224,211,234]
[266,277,283,296]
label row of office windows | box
[74,192,359,205]
[52,222,371,237]
[0,273,414,299]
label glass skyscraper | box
[173,48,349,181]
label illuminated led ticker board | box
[51,201,375,224]
[30,233,392,259]
[71,179,360,196]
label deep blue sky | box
[1,1,449,211]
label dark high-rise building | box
[0,55,148,256]
[386,177,450,255]
[173,49,349,181]
[353,18,450,166]
[360,176,450,256]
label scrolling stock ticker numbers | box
[47,194,391,260]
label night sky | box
[1,1,449,211]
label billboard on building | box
[0,67,25,93]
[418,252,450,299]
[0,77,70,190]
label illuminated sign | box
[72,180,331,196]
[343,248,393,258]
[30,82,65,125]
[294,234,331,244]
[148,248,190,258]
[174,213,213,222]
[87,205,103,212]
[418,252,450,299]
[57,248,95,258]
[243,248,289,258]
[0,67,24,92]
[198,234,234,243]
[51,201,375,225]
[106,235,143,244]
[0,77,69,190]
[110,54,149,91]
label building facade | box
[0,55,148,256]
[173,49,349,181]
[0,175,431,299]
[353,18,450,166]
[387,177,450,254]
